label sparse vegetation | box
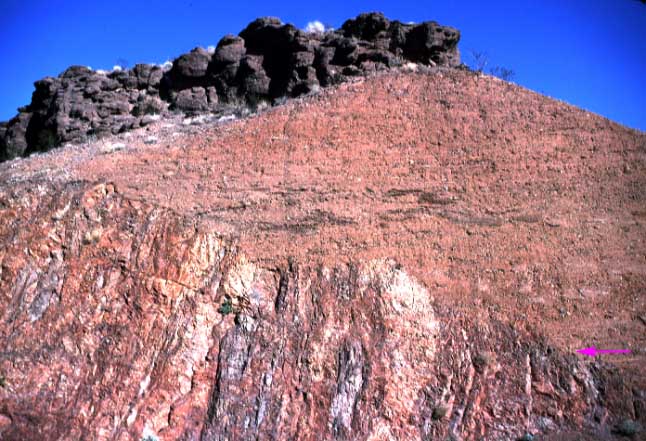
[218,297,234,315]
[467,50,515,81]
[490,66,515,81]
[469,50,489,73]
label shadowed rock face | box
[0,181,641,441]
[0,12,460,161]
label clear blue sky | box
[1,0,645,131]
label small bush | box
[490,66,515,81]
[219,298,234,315]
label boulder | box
[173,87,208,112]
[239,19,310,97]
[0,113,32,160]
[329,37,360,66]
[387,21,413,55]
[109,69,139,89]
[206,86,219,108]
[94,91,132,117]
[403,22,460,66]
[313,46,338,86]
[291,51,316,68]
[211,63,241,103]
[210,35,246,69]
[133,96,167,116]
[236,55,271,102]
[357,49,399,67]
[132,64,164,89]
[168,47,212,89]
[341,12,390,40]
[60,65,93,79]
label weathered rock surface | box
[0,68,644,440]
[0,12,461,161]
[0,183,642,441]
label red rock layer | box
[0,69,644,440]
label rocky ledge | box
[0,12,460,161]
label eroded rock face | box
[0,12,461,161]
[0,180,642,441]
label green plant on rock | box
[218,297,234,315]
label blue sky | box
[1,0,645,131]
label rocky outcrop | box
[0,181,642,441]
[1,63,645,440]
[0,12,461,161]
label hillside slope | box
[0,68,644,440]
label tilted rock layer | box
[0,66,645,440]
[0,12,460,161]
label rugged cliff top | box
[1,64,645,440]
[0,12,460,162]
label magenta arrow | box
[576,346,631,357]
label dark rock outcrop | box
[0,12,461,161]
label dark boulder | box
[109,69,139,89]
[1,113,32,160]
[239,19,311,97]
[206,86,219,109]
[132,64,164,90]
[341,12,390,40]
[82,76,120,96]
[133,95,167,116]
[387,21,413,55]
[291,51,315,69]
[236,55,271,103]
[313,46,338,86]
[403,22,460,66]
[168,47,212,89]
[210,35,246,70]
[329,37,360,66]
[173,87,209,112]
[357,49,399,68]
[60,65,93,79]
[94,91,132,117]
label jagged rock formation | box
[0,185,638,440]
[0,12,460,161]
[0,68,644,440]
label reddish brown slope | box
[0,68,644,440]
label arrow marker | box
[576,346,631,357]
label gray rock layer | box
[0,12,460,161]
